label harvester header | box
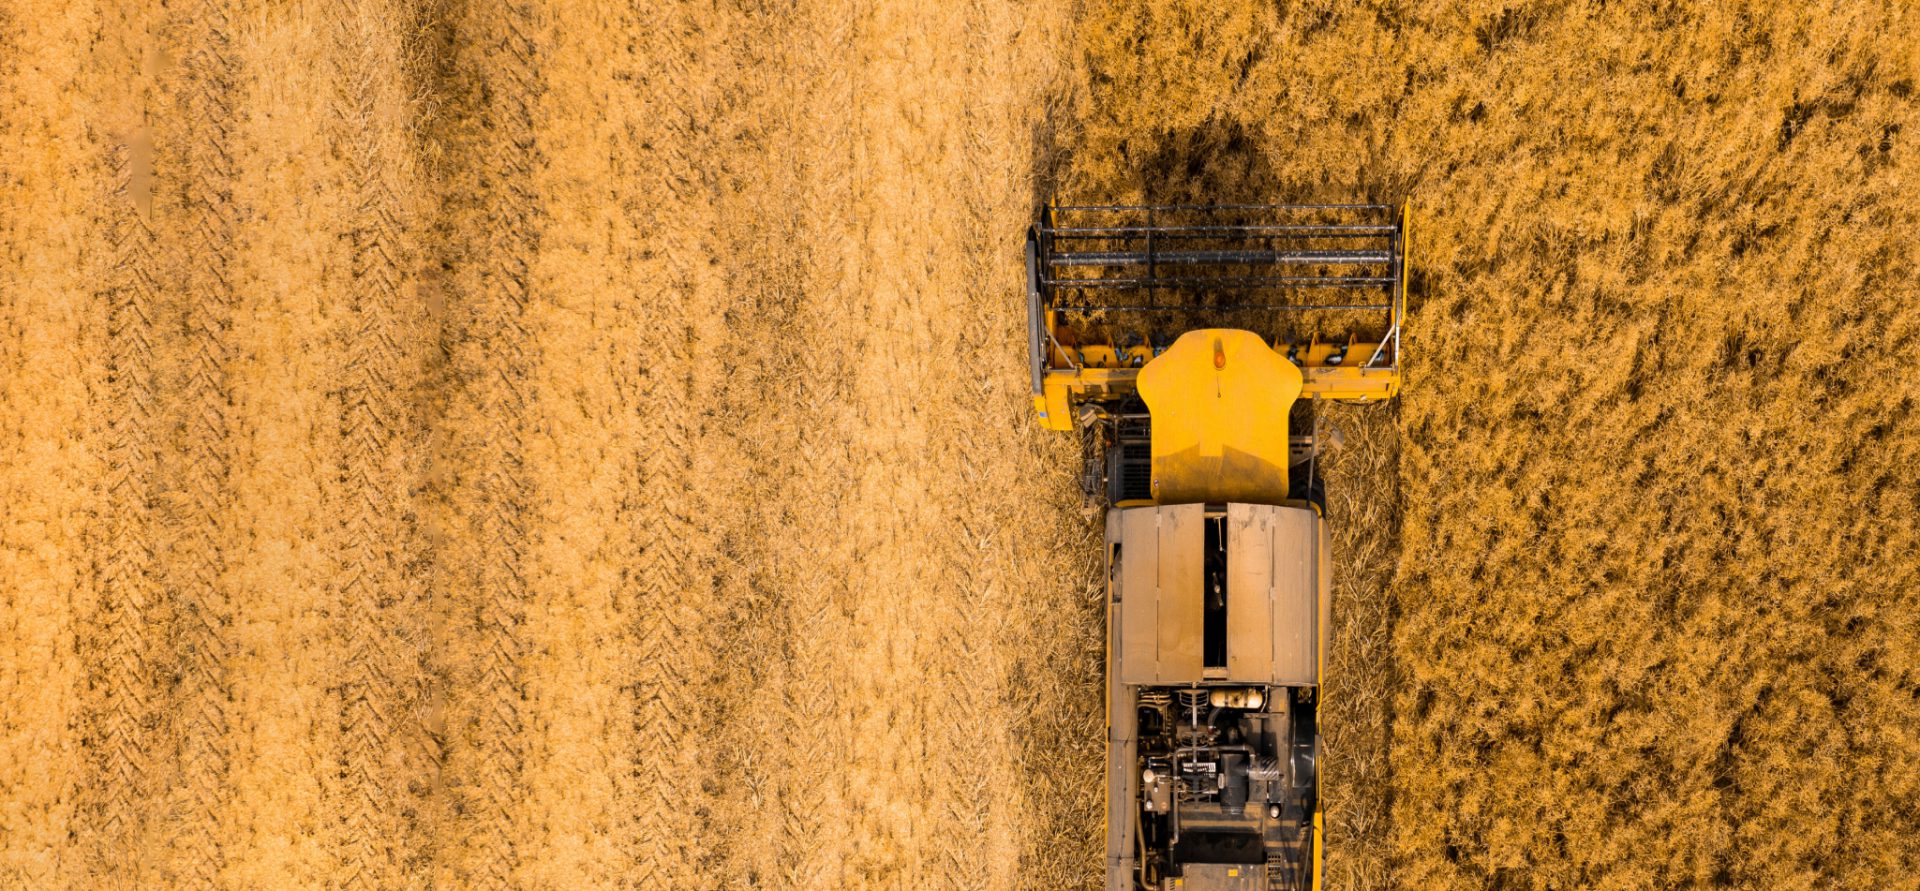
[1026,202,1409,432]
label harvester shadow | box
[1134,117,1282,207]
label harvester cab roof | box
[1026,201,1408,891]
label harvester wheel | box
[1290,469,1327,518]
[1078,421,1107,506]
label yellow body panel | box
[1033,362,1397,432]
[1313,809,1324,888]
[1137,330,1302,505]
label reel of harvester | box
[1025,202,1409,507]
[1025,202,1409,433]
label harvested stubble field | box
[2,1,1917,889]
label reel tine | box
[1035,202,1404,355]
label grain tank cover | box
[1109,503,1325,687]
[1224,502,1325,686]
[1113,504,1206,685]
[1137,329,1302,505]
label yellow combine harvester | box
[1023,203,1409,891]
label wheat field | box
[2,1,1916,889]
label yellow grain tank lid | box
[1137,329,1301,505]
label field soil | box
[3,1,1918,890]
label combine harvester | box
[1024,203,1409,891]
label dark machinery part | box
[1108,409,1152,503]
[1204,517,1227,668]
[1219,753,1250,815]
[1290,698,1318,814]
[1130,686,1317,890]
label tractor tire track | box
[620,5,724,882]
[760,3,862,885]
[679,7,865,884]
[73,6,245,886]
[761,295,856,890]
[953,7,1097,888]
[924,6,1034,886]
[624,286,705,889]
[325,5,438,887]
[77,133,167,891]
[433,3,542,886]
[158,5,241,885]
